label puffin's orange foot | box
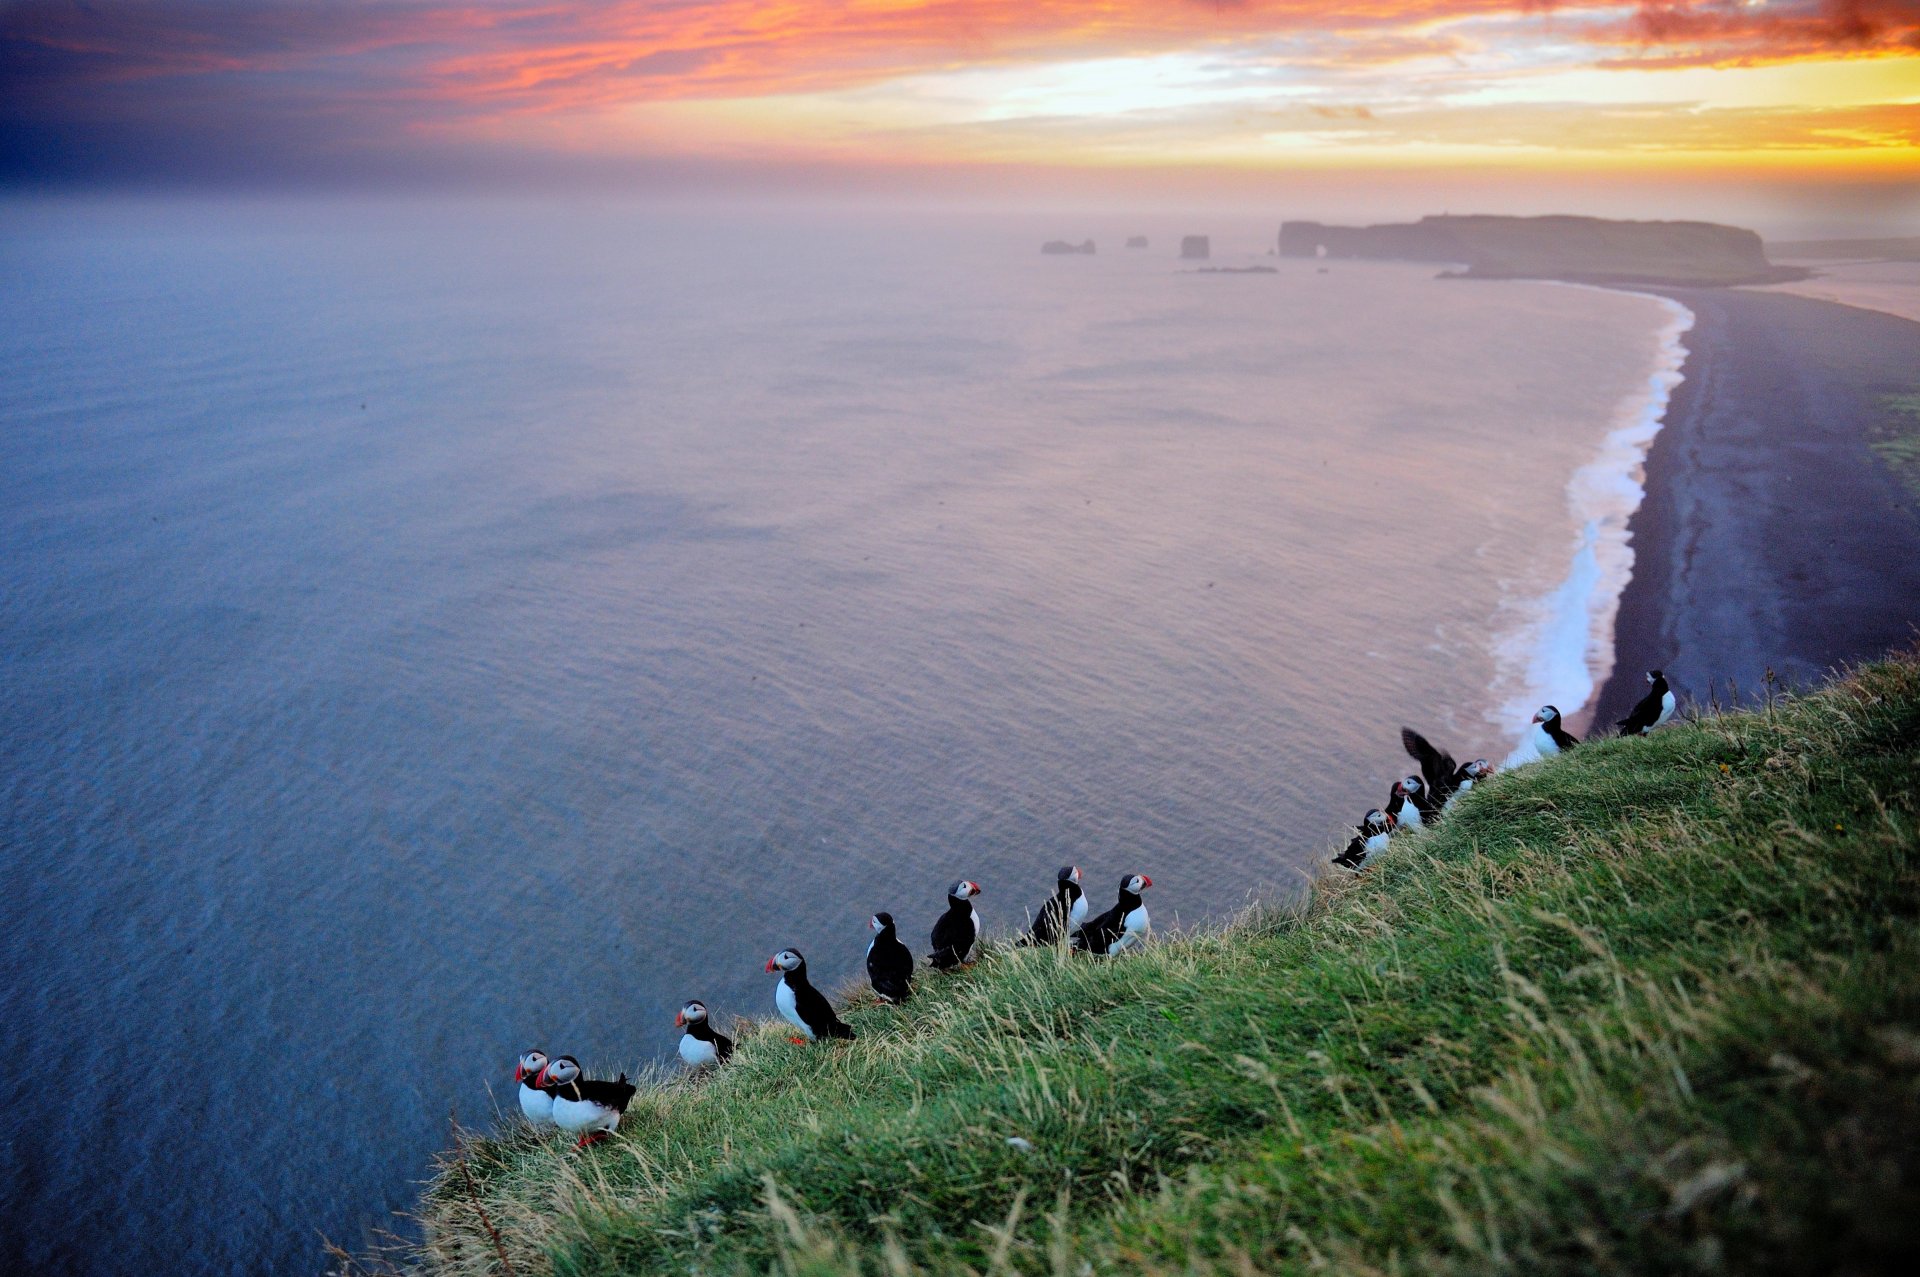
[789,1036,811,1045]
[576,1132,610,1149]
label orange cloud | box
[1583,0,1920,68]
[3,1,1915,183]
[11,3,1915,112]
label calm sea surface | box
[0,200,1671,1274]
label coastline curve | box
[1494,287,1695,764]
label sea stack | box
[1126,236,1149,249]
[1180,236,1210,260]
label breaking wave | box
[1495,291,1695,765]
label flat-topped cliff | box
[1280,214,1804,286]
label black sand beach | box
[1592,288,1920,727]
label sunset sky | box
[3,1,1916,216]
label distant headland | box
[1279,214,1808,287]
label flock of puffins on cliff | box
[514,671,1679,1145]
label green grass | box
[1874,393,1920,504]
[398,655,1920,1277]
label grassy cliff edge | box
[405,655,1920,1276]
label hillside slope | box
[404,655,1920,1276]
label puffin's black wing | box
[868,936,914,1003]
[1400,728,1456,797]
[929,907,973,970]
[1024,893,1066,946]
[795,981,856,1040]
[1617,687,1660,735]
[1332,833,1368,870]
[1073,904,1124,955]
[1551,723,1581,749]
[578,1075,637,1111]
[714,1032,734,1063]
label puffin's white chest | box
[1364,830,1391,857]
[1532,723,1561,756]
[1398,801,1423,829]
[1108,904,1151,953]
[946,903,978,960]
[775,978,811,1036]
[679,1033,719,1068]
[1068,894,1089,930]
[518,1083,554,1126]
[551,1094,619,1136]
[1443,779,1471,812]
[1656,689,1675,729]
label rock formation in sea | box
[1042,240,1096,255]
[1126,236,1149,249]
[1180,235,1210,260]
[1276,214,1804,286]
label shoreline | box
[1589,286,1920,727]
[1493,284,1693,757]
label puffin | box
[535,1055,637,1148]
[928,879,982,971]
[1332,810,1393,871]
[675,1000,733,1069]
[766,948,856,1042]
[865,912,915,1004]
[1386,775,1431,829]
[514,1049,556,1127]
[1448,759,1495,810]
[1400,729,1495,810]
[1073,874,1153,955]
[1530,704,1580,756]
[1617,669,1675,736]
[1020,865,1087,947]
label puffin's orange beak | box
[532,1066,548,1088]
[1139,875,1153,888]
[514,1064,525,1082]
[674,1011,686,1027]
[765,957,778,973]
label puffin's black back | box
[788,961,857,1039]
[1333,817,1379,870]
[1073,879,1141,955]
[867,915,915,1002]
[560,1073,637,1111]
[929,894,975,970]
[1023,875,1079,947]
[1617,671,1670,735]
[685,1018,735,1061]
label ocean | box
[0,198,1678,1274]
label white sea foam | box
[1494,290,1695,765]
